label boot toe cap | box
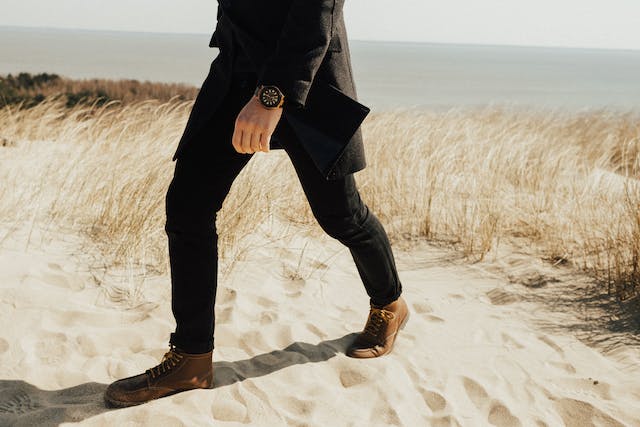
[103,373,150,408]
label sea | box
[1,26,640,113]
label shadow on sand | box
[0,333,357,426]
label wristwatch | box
[254,85,285,109]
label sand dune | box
[0,223,638,427]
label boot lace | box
[361,308,395,343]
[146,344,184,379]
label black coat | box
[171,0,367,179]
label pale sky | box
[1,0,639,50]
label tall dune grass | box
[0,98,638,300]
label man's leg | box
[280,123,402,306]
[279,124,408,358]
[165,138,249,354]
[166,72,258,354]
[104,71,257,407]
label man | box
[104,0,409,408]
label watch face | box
[259,86,282,108]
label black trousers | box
[165,70,402,353]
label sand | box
[0,222,639,427]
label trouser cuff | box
[170,332,214,354]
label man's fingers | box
[260,133,271,152]
[241,125,255,154]
[250,130,263,154]
[232,121,243,153]
[233,118,256,154]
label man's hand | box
[232,95,283,154]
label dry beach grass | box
[0,98,638,303]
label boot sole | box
[104,395,148,409]
[104,382,214,408]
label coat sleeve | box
[208,5,223,47]
[256,0,337,109]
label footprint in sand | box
[211,388,249,423]
[383,405,403,426]
[488,402,521,427]
[0,389,42,415]
[0,338,8,354]
[411,302,443,322]
[238,331,270,355]
[548,361,576,374]
[462,377,522,427]
[256,296,277,309]
[39,272,65,287]
[260,310,278,325]
[537,335,564,356]
[553,397,626,427]
[217,306,234,324]
[36,332,68,365]
[283,279,305,298]
[47,262,62,271]
[485,288,520,306]
[75,335,98,358]
[412,301,433,314]
[427,415,462,427]
[363,397,401,426]
[554,378,612,400]
[281,395,314,418]
[500,333,525,350]
[0,381,107,426]
[305,323,328,339]
[462,377,490,409]
[219,288,237,305]
[419,387,447,412]
[338,364,370,388]
[405,363,434,385]
[40,266,84,291]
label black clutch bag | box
[281,78,371,179]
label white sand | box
[0,223,639,427]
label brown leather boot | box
[104,344,213,408]
[346,296,410,358]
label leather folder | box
[281,78,371,179]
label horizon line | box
[1,24,639,54]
